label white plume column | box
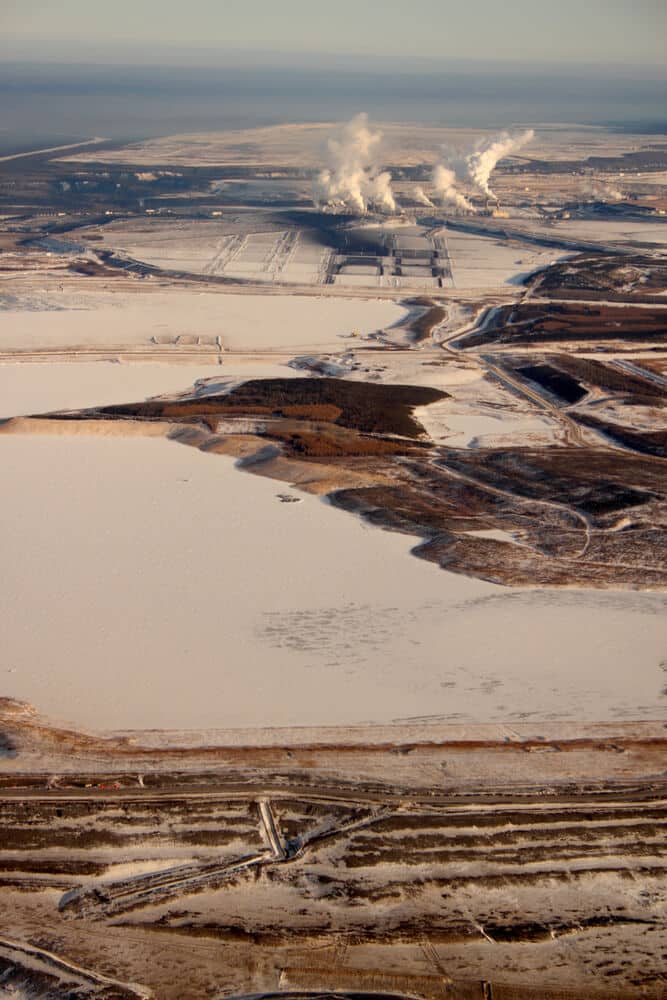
[431,164,474,212]
[313,113,397,215]
[466,129,535,198]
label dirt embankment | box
[8,370,665,589]
[1,700,666,1000]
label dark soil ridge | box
[456,302,667,349]
[59,377,448,441]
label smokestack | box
[313,113,397,215]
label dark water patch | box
[516,364,587,404]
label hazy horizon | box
[1,58,665,156]
[1,1,665,153]
[3,0,666,67]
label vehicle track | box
[205,234,249,275]
[59,802,392,918]
[0,934,153,998]
[481,356,589,448]
[431,457,592,560]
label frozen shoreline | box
[1,432,664,732]
[0,360,303,418]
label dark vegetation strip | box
[553,355,667,400]
[0,859,107,876]
[572,413,667,458]
[530,253,667,299]
[350,822,666,847]
[239,419,426,458]
[73,378,447,440]
[437,447,663,513]
[342,842,662,867]
[458,303,667,348]
[118,912,663,950]
[512,149,667,173]
[0,827,259,851]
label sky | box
[2,0,666,69]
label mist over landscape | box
[1,58,666,152]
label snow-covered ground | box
[546,218,667,248]
[416,372,562,448]
[433,410,557,448]
[79,219,335,285]
[0,288,405,352]
[445,232,566,289]
[1,432,664,732]
[72,216,570,291]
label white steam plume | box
[431,164,474,213]
[413,186,434,207]
[581,179,624,202]
[313,113,396,215]
[466,129,535,198]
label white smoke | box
[581,179,624,203]
[413,186,434,207]
[313,113,397,215]
[466,129,535,198]
[431,164,474,213]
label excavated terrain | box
[1,135,666,1000]
[1,704,666,1000]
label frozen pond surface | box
[0,361,296,419]
[445,232,566,289]
[0,289,405,352]
[1,433,664,732]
